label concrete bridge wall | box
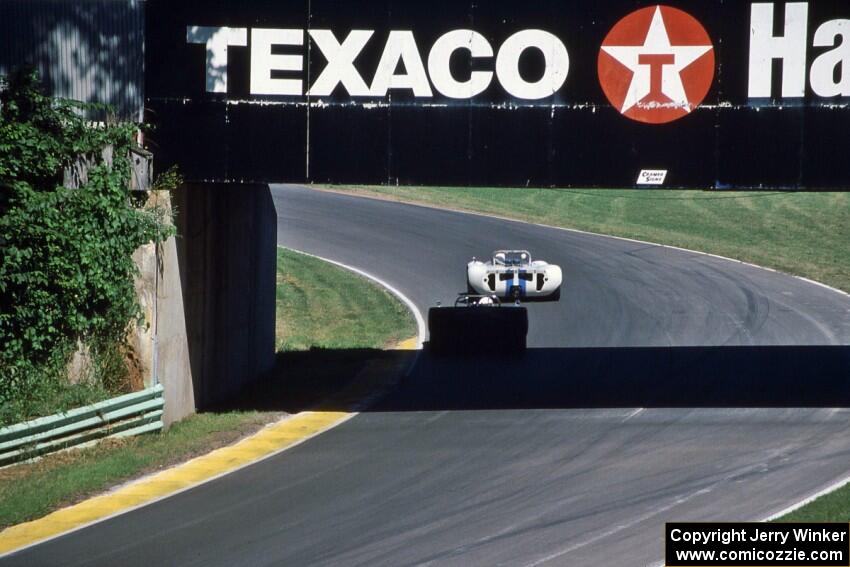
[172,183,277,411]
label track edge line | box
[0,246,426,559]
[303,185,850,301]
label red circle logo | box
[598,5,715,124]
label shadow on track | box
[219,346,850,413]
[214,348,405,414]
[382,345,850,410]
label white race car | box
[467,250,562,301]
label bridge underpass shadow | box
[375,345,850,411]
[215,348,409,414]
[218,346,850,414]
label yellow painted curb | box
[0,335,419,557]
[394,337,419,350]
[0,410,350,556]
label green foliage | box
[0,69,174,423]
[0,372,110,431]
[151,165,183,192]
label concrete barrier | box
[172,183,276,409]
[132,191,195,426]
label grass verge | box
[775,483,850,523]
[0,247,416,529]
[0,412,278,529]
[324,185,850,522]
[322,185,850,293]
[0,378,111,429]
[276,247,415,351]
[2,341,145,427]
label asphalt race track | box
[7,185,850,567]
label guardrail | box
[0,384,164,467]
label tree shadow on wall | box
[0,0,144,120]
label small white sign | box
[637,169,668,186]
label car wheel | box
[551,287,561,301]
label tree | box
[0,69,172,421]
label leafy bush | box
[0,69,173,424]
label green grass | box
[323,185,850,523]
[2,341,143,427]
[0,411,278,529]
[0,248,416,528]
[323,186,850,293]
[777,486,850,523]
[776,478,850,523]
[0,378,111,428]
[275,247,416,351]
[775,484,850,523]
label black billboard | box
[145,1,850,189]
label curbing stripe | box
[0,246,425,559]
[395,337,419,350]
[0,411,353,557]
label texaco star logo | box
[598,5,715,124]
